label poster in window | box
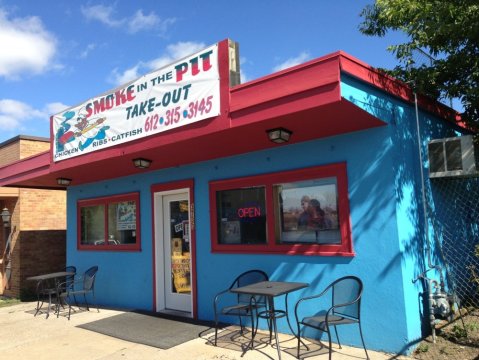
[277,178,340,244]
[220,220,241,244]
[116,201,137,230]
[171,252,191,293]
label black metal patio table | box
[27,271,75,318]
[230,280,308,360]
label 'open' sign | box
[237,206,261,218]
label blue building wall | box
[65,76,461,354]
[342,73,466,352]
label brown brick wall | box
[19,189,66,230]
[19,139,50,159]
[3,230,66,298]
[0,142,20,167]
[0,136,66,298]
[0,137,49,166]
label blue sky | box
[0,0,409,143]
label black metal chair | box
[57,265,98,320]
[213,269,269,346]
[55,266,77,312]
[35,279,58,318]
[34,266,77,318]
[294,275,369,360]
[61,266,77,296]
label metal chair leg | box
[296,324,301,359]
[238,315,244,335]
[296,323,310,359]
[93,291,99,312]
[249,310,257,350]
[213,312,219,346]
[334,325,342,349]
[84,294,90,311]
[327,328,332,360]
[358,323,370,359]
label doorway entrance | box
[153,186,193,316]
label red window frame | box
[209,163,354,256]
[77,192,141,251]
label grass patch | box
[0,296,21,308]
[415,343,429,353]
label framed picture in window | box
[275,178,340,244]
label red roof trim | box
[231,53,341,114]
[232,51,343,91]
[0,48,463,189]
[338,52,462,126]
[0,151,51,185]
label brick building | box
[0,135,66,298]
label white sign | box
[52,44,220,162]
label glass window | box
[209,163,353,256]
[80,204,104,245]
[274,178,340,244]
[78,193,140,251]
[107,200,137,245]
[216,187,267,245]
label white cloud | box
[128,9,157,33]
[0,99,44,131]
[81,4,123,27]
[109,41,205,86]
[0,9,57,79]
[81,5,175,35]
[0,99,68,132]
[128,9,175,34]
[110,64,142,86]
[272,52,311,72]
[148,42,206,70]
[239,57,249,83]
[80,43,97,59]
[240,71,250,84]
[44,102,70,116]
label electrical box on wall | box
[428,135,479,178]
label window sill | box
[78,245,141,252]
[212,243,354,257]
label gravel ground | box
[412,308,479,360]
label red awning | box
[0,51,406,189]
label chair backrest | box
[230,269,268,304]
[83,266,99,292]
[331,275,363,320]
[64,266,77,290]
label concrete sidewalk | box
[0,302,410,360]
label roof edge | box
[0,150,50,172]
[338,52,462,126]
[231,51,343,92]
[0,135,50,148]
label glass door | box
[163,193,191,313]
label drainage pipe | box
[413,91,441,342]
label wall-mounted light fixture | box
[56,177,72,186]
[133,158,152,169]
[1,208,11,227]
[267,127,292,144]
